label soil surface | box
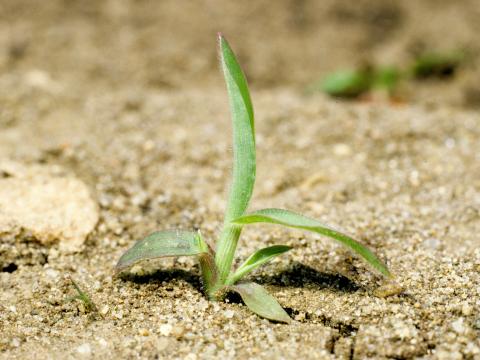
[1,1,479,359]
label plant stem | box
[214,224,242,285]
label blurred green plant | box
[320,66,401,98]
[116,34,391,323]
[318,50,465,98]
[410,51,464,78]
[321,68,373,98]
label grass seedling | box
[66,276,97,313]
[116,34,391,323]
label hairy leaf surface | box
[232,208,391,277]
[215,34,257,281]
[116,230,207,272]
[231,282,291,323]
[218,34,256,222]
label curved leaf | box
[115,230,206,272]
[231,208,391,277]
[231,282,291,323]
[228,245,292,285]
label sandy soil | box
[1,1,479,359]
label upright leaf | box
[116,230,206,272]
[218,33,256,222]
[215,34,257,281]
[232,208,391,277]
[228,245,292,285]
[231,282,291,323]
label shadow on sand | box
[251,261,362,293]
[119,267,203,293]
[118,261,362,296]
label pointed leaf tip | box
[232,208,391,278]
[217,32,256,222]
[228,245,292,284]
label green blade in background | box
[231,282,291,323]
[115,230,206,272]
[232,208,391,277]
[228,245,292,285]
[321,69,372,98]
[411,51,464,78]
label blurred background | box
[1,0,479,107]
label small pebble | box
[223,310,235,319]
[11,338,21,347]
[159,324,172,336]
[76,343,91,355]
[462,304,472,316]
[374,281,404,298]
[100,305,109,316]
[139,328,149,336]
[171,326,185,338]
[451,318,465,334]
[98,338,108,348]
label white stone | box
[76,343,91,355]
[99,305,109,316]
[452,318,465,334]
[462,304,473,316]
[97,338,108,348]
[11,338,20,347]
[45,268,59,280]
[159,323,172,336]
[223,310,235,319]
[0,161,98,253]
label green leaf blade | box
[115,230,205,273]
[228,245,292,285]
[218,34,256,222]
[215,34,257,282]
[232,208,391,278]
[231,282,291,323]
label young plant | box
[116,34,391,323]
[66,276,98,313]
